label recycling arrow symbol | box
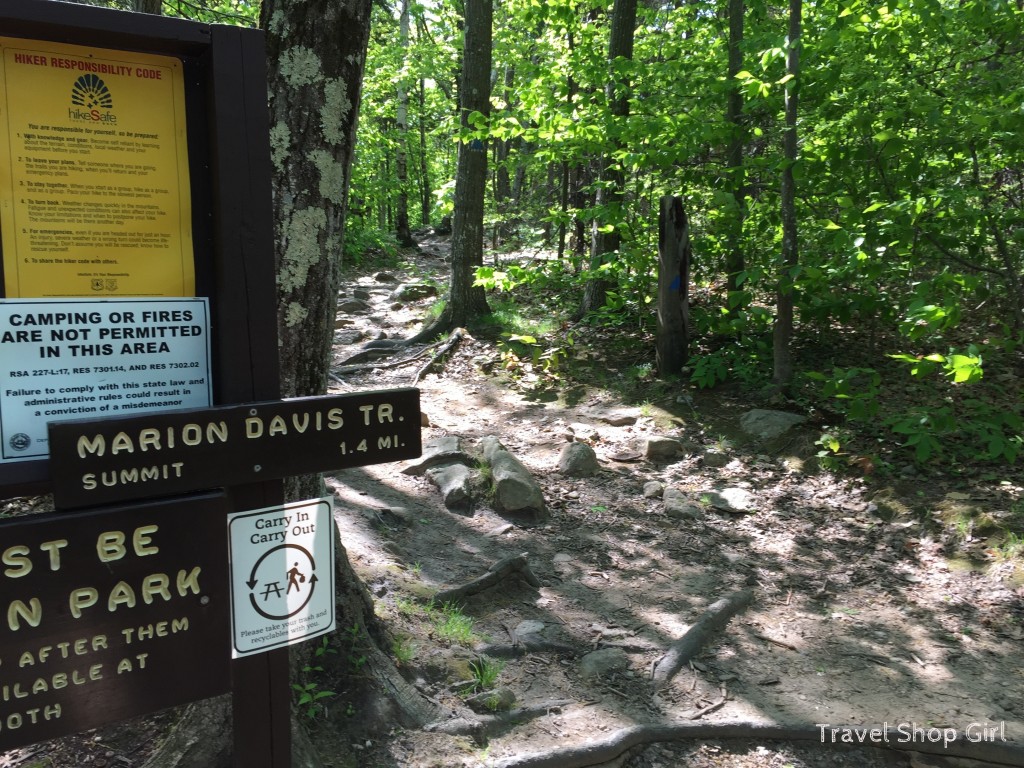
[247,543,318,620]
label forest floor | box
[3,235,1023,768]
[308,235,1024,768]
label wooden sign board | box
[0,493,230,752]
[48,389,421,509]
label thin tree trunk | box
[725,0,746,295]
[418,79,432,226]
[772,0,801,388]
[395,0,417,248]
[656,196,691,377]
[406,0,492,343]
[578,0,638,318]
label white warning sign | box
[228,497,336,657]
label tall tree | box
[262,0,373,399]
[771,0,801,387]
[578,0,638,317]
[408,0,493,342]
[724,0,746,295]
[394,0,418,248]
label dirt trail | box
[318,241,1024,767]
[3,238,1022,768]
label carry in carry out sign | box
[227,498,336,657]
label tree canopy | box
[351,0,1023,470]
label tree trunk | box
[264,0,373,399]
[772,0,801,388]
[133,0,163,13]
[149,1,394,765]
[578,0,637,318]
[419,79,432,226]
[449,0,492,321]
[656,196,691,377]
[407,0,492,343]
[725,0,746,296]
[395,0,417,248]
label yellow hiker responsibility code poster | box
[0,38,195,298]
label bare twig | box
[651,590,754,691]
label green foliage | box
[467,656,505,692]
[433,602,476,646]
[292,637,337,719]
[346,0,1023,470]
[806,367,881,422]
[391,634,417,665]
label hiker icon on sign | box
[286,562,306,594]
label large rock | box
[481,436,548,523]
[426,464,475,513]
[740,409,807,440]
[557,442,600,477]
[402,436,475,476]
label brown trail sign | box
[48,389,421,509]
[0,493,231,752]
[0,2,420,766]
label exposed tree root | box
[412,327,468,384]
[434,552,542,605]
[424,699,575,742]
[475,637,577,658]
[490,721,1024,768]
[651,589,754,691]
[332,327,468,383]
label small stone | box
[375,272,398,283]
[664,488,703,519]
[466,687,516,713]
[579,648,630,679]
[643,481,664,499]
[390,283,438,301]
[552,552,573,563]
[702,449,731,468]
[338,298,371,313]
[598,409,639,426]
[352,288,372,300]
[705,487,754,513]
[335,329,365,345]
[644,436,683,460]
[557,442,600,477]
[739,409,807,440]
[515,620,545,636]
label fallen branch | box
[687,684,727,720]
[490,721,1024,768]
[651,589,754,691]
[411,326,468,385]
[434,552,542,605]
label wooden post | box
[656,195,691,377]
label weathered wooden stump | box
[656,195,692,377]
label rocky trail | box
[312,238,1024,767]
[3,237,1023,768]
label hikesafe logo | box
[69,73,117,124]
